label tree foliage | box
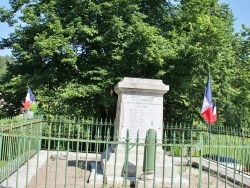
[0,0,249,127]
[0,55,14,76]
[0,55,16,116]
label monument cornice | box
[114,77,169,95]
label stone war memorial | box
[89,77,187,187]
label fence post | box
[0,126,3,158]
[123,129,130,187]
[142,129,156,179]
[0,134,2,160]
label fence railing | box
[0,117,249,187]
[0,116,43,183]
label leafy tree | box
[223,25,250,127]
[0,0,249,128]
[0,0,175,118]
[158,0,238,123]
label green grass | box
[0,160,7,168]
[171,132,250,166]
[187,133,250,171]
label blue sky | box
[0,0,250,56]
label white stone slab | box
[114,77,169,142]
[120,94,163,141]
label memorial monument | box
[90,77,187,187]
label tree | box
[0,0,249,127]
[158,0,238,123]
[0,0,176,118]
[223,25,250,127]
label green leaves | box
[0,0,249,126]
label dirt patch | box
[27,152,96,188]
[27,159,91,187]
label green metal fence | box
[0,117,249,187]
[0,116,42,183]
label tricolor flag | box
[23,86,36,110]
[201,76,217,124]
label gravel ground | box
[27,159,91,187]
[27,152,94,188]
[175,164,241,188]
[25,153,243,188]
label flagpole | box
[208,122,212,187]
[209,124,212,143]
[208,123,212,156]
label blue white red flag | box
[23,86,36,110]
[201,76,217,124]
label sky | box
[0,0,250,56]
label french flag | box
[23,86,36,110]
[201,76,217,124]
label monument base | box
[101,144,177,178]
[86,144,188,187]
[137,177,189,188]
[88,157,188,188]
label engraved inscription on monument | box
[120,94,163,141]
